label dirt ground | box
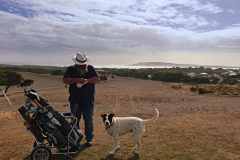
[1,72,240,160]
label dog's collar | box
[105,123,113,130]
[105,117,117,130]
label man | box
[63,52,98,146]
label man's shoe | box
[85,141,93,147]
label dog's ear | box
[101,114,106,119]
[109,113,115,118]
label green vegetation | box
[0,69,23,95]
[0,69,23,86]
[50,69,65,75]
[104,67,239,84]
[107,68,189,82]
[0,64,239,85]
[0,64,66,77]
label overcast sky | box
[0,0,239,66]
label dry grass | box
[0,73,240,160]
[190,84,240,96]
[171,84,182,90]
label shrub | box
[198,88,214,94]
[50,70,64,75]
[0,70,23,86]
[152,71,186,82]
[190,86,198,92]
[171,85,182,90]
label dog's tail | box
[143,108,159,122]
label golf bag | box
[18,89,83,151]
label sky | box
[0,0,239,66]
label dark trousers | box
[70,99,94,142]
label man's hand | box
[63,78,87,84]
[76,79,88,88]
[73,78,87,83]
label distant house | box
[199,72,209,78]
[200,72,208,76]
[96,69,112,81]
[222,70,238,76]
[187,72,197,78]
[228,71,237,76]
[147,74,152,79]
[221,71,229,76]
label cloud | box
[0,0,239,66]
[3,0,224,30]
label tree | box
[0,70,23,105]
[0,70,23,93]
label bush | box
[50,70,64,75]
[190,85,240,96]
[0,70,23,86]
[198,88,214,94]
[152,71,186,82]
[190,86,198,92]
[171,85,182,90]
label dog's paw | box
[128,152,140,160]
[108,151,115,155]
[132,148,139,154]
[115,146,120,152]
[105,153,115,160]
[109,146,120,155]
[132,151,140,157]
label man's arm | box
[63,77,86,85]
[86,76,98,84]
[86,65,99,84]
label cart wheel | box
[65,155,73,160]
[33,141,46,148]
[33,141,37,148]
[31,146,51,160]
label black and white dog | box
[101,108,159,155]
